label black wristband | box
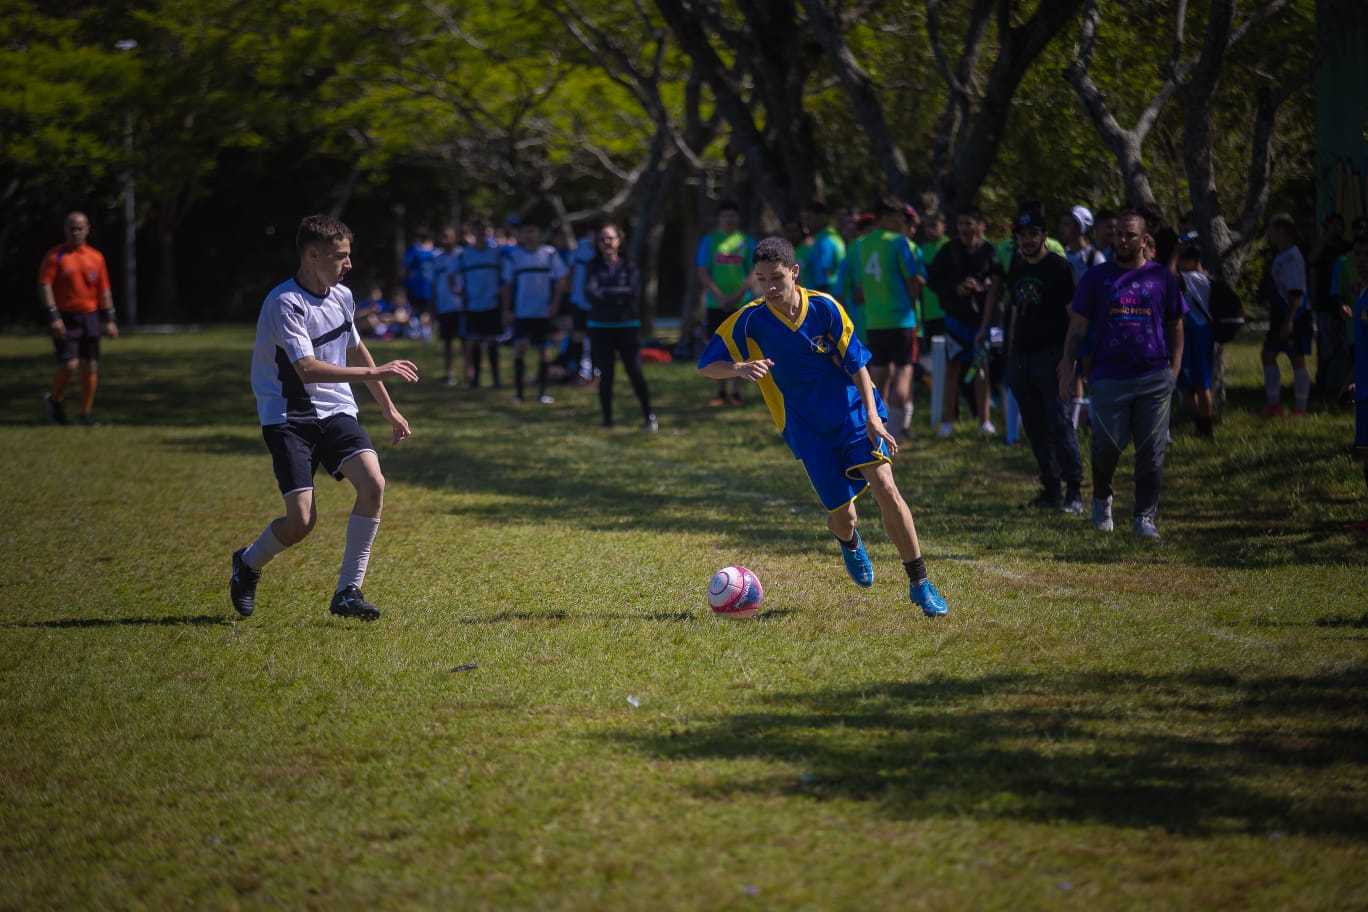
[99,308,115,323]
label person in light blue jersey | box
[697,236,948,617]
[501,216,569,404]
[454,218,506,389]
[431,225,462,385]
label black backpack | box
[1208,279,1245,343]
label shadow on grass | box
[609,668,1368,836]
[4,614,230,629]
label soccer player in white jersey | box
[229,215,419,621]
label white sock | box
[1293,367,1310,410]
[901,401,914,431]
[242,525,286,571]
[337,513,380,593]
[1263,365,1281,405]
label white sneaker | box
[1091,496,1114,533]
[935,422,954,439]
[538,394,556,405]
[979,421,997,436]
[1133,515,1160,539]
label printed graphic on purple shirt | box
[1072,260,1187,382]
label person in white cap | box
[1059,205,1107,283]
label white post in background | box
[116,39,138,328]
[929,335,946,428]
[1005,388,1021,445]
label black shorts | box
[262,414,375,496]
[866,328,919,368]
[464,309,503,341]
[54,311,102,363]
[919,317,946,344]
[513,317,553,346]
[438,311,464,342]
[1263,313,1314,357]
[570,308,589,332]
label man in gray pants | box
[1057,210,1186,539]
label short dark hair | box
[1094,207,1115,222]
[716,199,740,215]
[803,200,828,216]
[1115,208,1147,229]
[754,236,796,267]
[1178,240,1203,262]
[1136,202,1167,233]
[874,195,908,218]
[1267,212,1298,240]
[958,204,984,221]
[296,214,352,254]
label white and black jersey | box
[252,278,361,426]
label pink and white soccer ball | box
[708,566,763,619]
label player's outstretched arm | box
[700,359,773,382]
[348,340,415,445]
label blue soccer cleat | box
[840,529,874,588]
[910,578,948,617]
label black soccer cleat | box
[329,584,380,621]
[229,548,261,617]
[43,394,67,426]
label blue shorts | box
[262,414,375,496]
[943,316,976,364]
[798,427,892,512]
[1177,322,1213,391]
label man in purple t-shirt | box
[1057,210,1186,539]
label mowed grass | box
[1,327,1365,911]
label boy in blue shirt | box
[697,237,948,616]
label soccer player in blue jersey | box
[697,236,948,617]
[229,215,419,621]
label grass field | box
[1,327,1365,910]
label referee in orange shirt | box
[38,211,117,426]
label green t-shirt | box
[854,229,926,331]
[696,231,756,311]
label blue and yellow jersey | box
[698,289,885,458]
[853,229,925,331]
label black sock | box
[836,530,858,549]
[1195,415,1214,437]
[904,556,927,583]
[514,357,525,397]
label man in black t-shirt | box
[996,208,1083,512]
[927,206,1001,437]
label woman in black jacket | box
[585,223,657,431]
